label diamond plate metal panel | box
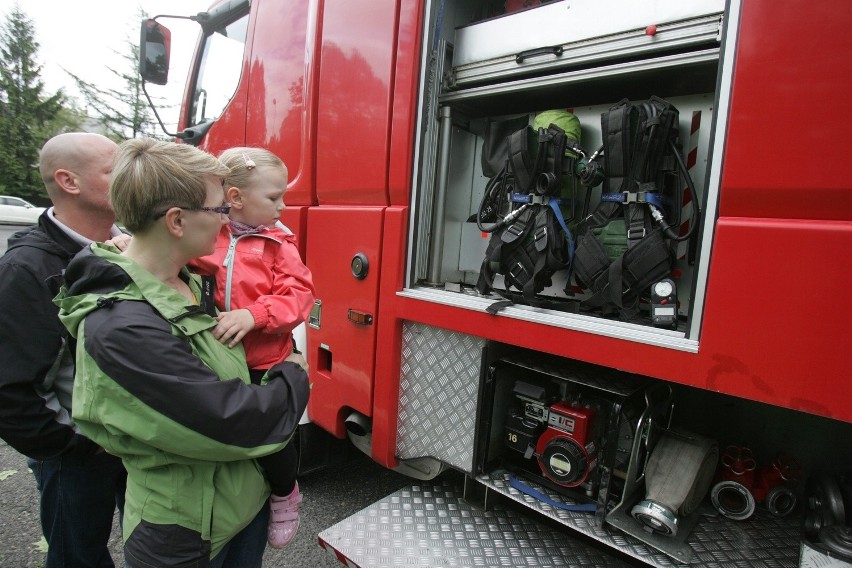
[318,481,636,567]
[396,322,485,472]
[318,475,804,567]
[478,469,803,567]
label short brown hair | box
[110,138,229,233]
[218,147,287,191]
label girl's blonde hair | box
[110,138,229,233]
[218,147,288,190]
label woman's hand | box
[104,233,132,251]
[212,309,255,348]
[285,351,308,372]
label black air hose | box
[653,140,700,242]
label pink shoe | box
[268,482,302,548]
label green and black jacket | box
[56,243,309,566]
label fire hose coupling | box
[710,448,801,521]
[711,481,756,521]
[576,160,605,187]
[630,429,719,537]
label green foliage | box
[0,5,66,202]
[67,8,169,141]
[0,5,167,207]
[66,41,165,141]
[42,104,85,136]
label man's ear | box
[54,169,80,196]
[226,186,243,208]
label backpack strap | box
[533,125,567,196]
[602,99,634,195]
[475,235,501,296]
[508,127,534,193]
[523,204,553,302]
[476,206,534,296]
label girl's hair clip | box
[242,153,256,170]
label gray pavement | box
[0,438,416,567]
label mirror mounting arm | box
[141,82,189,140]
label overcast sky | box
[0,0,212,131]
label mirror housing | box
[139,19,171,85]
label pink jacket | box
[189,224,315,370]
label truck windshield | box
[190,14,248,126]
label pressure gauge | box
[653,280,673,298]
[650,278,677,329]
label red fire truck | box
[141,0,852,565]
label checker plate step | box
[319,479,637,567]
[318,473,803,567]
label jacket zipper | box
[221,232,283,312]
[222,235,239,311]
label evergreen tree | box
[0,5,65,202]
[67,10,168,141]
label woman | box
[55,138,309,568]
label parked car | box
[0,196,45,225]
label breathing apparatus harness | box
[475,120,577,313]
[572,96,699,318]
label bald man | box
[0,133,127,568]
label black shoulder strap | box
[508,127,534,193]
[633,96,679,183]
[602,99,634,194]
[476,205,534,297]
[476,234,501,296]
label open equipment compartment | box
[475,346,674,526]
[407,0,727,345]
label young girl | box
[189,147,316,549]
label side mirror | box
[139,19,171,85]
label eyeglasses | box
[194,205,232,215]
[152,204,231,219]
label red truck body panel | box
[180,0,851,474]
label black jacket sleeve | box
[0,261,80,459]
[80,300,309,459]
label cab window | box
[190,14,249,126]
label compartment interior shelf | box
[440,49,719,117]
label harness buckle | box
[506,222,526,238]
[627,227,646,240]
[622,191,646,204]
[509,262,529,281]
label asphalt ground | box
[0,438,418,568]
